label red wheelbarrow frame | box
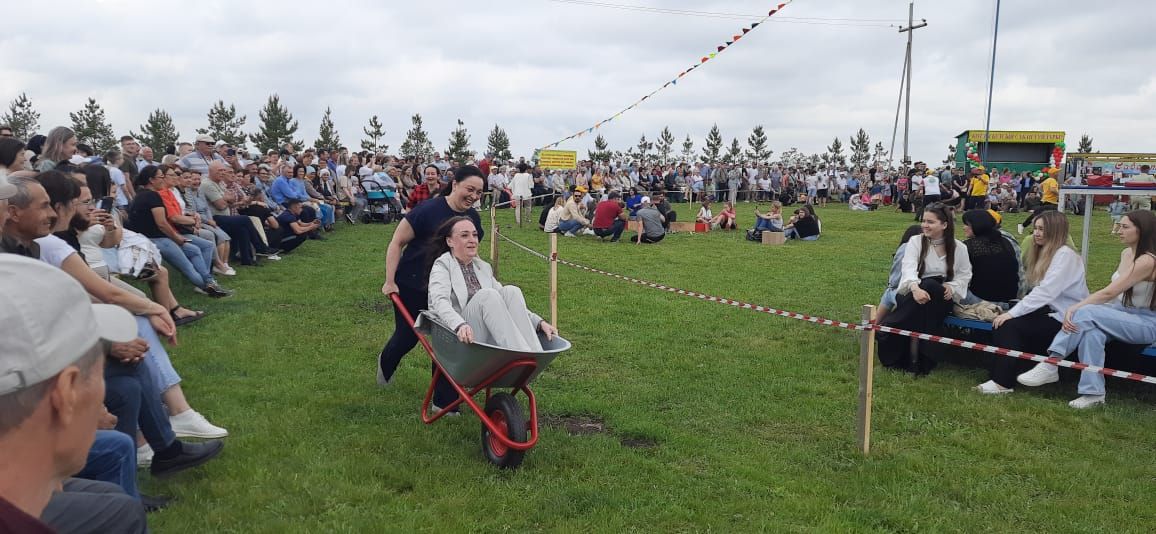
[390,293,539,452]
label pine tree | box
[680,135,694,164]
[399,114,435,161]
[849,128,871,169]
[871,142,889,168]
[486,124,513,162]
[361,115,386,153]
[445,119,473,165]
[655,126,675,165]
[195,100,248,147]
[249,94,300,154]
[587,133,610,164]
[313,107,341,150]
[745,125,772,164]
[723,138,744,165]
[943,144,957,166]
[825,137,846,167]
[778,147,801,168]
[131,109,180,153]
[701,124,723,164]
[2,93,40,141]
[69,98,116,153]
[635,134,653,167]
[1078,133,1093,153]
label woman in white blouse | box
[878,203,972,374]
[1017,210,1156,408]
[976,211,1088,394]
[427,217,557,351]
[510,163,534,226]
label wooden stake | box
[489,204,499,278]
[549,232,558,329]
[857,304,877,455]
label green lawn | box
[144,203,1156,533]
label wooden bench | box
[668,221,703,233]
[943,316,1156,358]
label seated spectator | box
[407,164,441,210]
[961,209,1020,307]
[696,198,713,225]
[126,167,232,297]
[878,225,925,324]
[1019,210,1156,408]
[0,255,140,533]
[177,169,234,275]
[336,165,366,223]
[753,201,784,232]
[558,186,593,237]
[633,197,666,244]
[653,192,677,231]
[783,206,820,241]
[877,203,972,374]
[976,211,1087,394]
[0,137,27,180]
[201,162,273,267]
[303,166,336,231]
[427,217,557,351]
[275,200,319,254]
[624,188,643,217]
[591,190,627,242]
[712,201,737,230]
[542,196,566,233]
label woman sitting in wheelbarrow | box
[427,216,558,351]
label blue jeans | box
[1047,303,1156,395]
[557,219,583,234]
[317,202,335,226]
[784,228,818,241]
[76,430,138,498]
[755,218,781,232]
[136,316,180,391]
[104,358,176,454]
[593,219,626,240]
[152,236,216,289]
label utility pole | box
[898,2,927,171]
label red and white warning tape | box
[495,231,1156,386]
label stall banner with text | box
[967,130,1065,144]
[538,150,578,170]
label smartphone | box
[99,196,114,212]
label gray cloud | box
[2,0,1152,162]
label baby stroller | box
[360,180,402,223]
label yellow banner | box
[538,150,578,170]
[967,130,1065,144]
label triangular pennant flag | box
[751,22,760,28]
[733,34,742,41]
[671,79,676,85]
[768,9,776,15]
[709,53,716,59]
[777,3,786,9]
[726,41,733,45]
[587,128,593,133]
[678,71,686,77]
[742,27,750,34]
[701,57,709,63]
[717,45,725,52]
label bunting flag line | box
[538,0,794,151]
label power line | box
[547,0,902,27]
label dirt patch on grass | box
[619,436,658,449]
[541,414,607,436]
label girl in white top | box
[696,199,713,225]
[1019,210,1156,408]
[543,196,566,233]
[879,203,972,374]
[510,163,534,225]
[977,211,1088,394]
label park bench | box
[943,316,1156,358]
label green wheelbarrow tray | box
[413,313,570,388]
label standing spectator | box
[1109,196,1128,235]
[36,127,77,171]
[407,165,440,210]
[1017,170,1059,235]
[1127,165,1154,211]
[966,166,990,210]
[511,163,534,226]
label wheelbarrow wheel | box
[481,393,527,469]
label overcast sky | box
[3,0,1152,163]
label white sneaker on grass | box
[582,228,595,236]
[1069,395,1106,409]
[1017,362,1059,387]
[137,444,153,469]
[212,265,236,276]
[563,231,575,238]
[169,409,228,439]
[974,380,1013,395]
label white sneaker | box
[582,228,595,236]
[1017,362,1060,387]
[1069,395,1106,409]
[213,265,237,276]
[264,254,282,261]
[137,444,153,469]
[974,380,1013,395]
[1016,223,1024,235]
[169,409,229,438]
[563,231,576,238]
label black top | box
[794,216,820,238]
[125,190,166,238]
[54,230,85,261]
[276,211,302,235]
[965,236,1019,302]
[397,196,482,291]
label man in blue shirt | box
[267,164,320,238]
[845,174,860,202]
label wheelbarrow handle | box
[389,292,417,328]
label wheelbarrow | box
[390,293,570,469]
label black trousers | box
[990,308,1061,388]
[878,277,952,374]
[1021,202,1057,228]
[379,284,458,408]
[634,232,664,244]
[593,219,626,240]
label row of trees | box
[2,93,1101,168]
[0,93,516,164]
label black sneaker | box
[150,439,224,478]
[345,212,356,224]
[204,284,233,298]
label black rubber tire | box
[481,393,527,469]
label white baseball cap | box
[0,256,138,396]
[640,196,651,204]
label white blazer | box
[427,251,542,332]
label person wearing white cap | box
[0,255,139,532]
[176,135,225,177]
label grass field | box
[143,203,1156,533]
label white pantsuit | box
[428,252,544,352]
